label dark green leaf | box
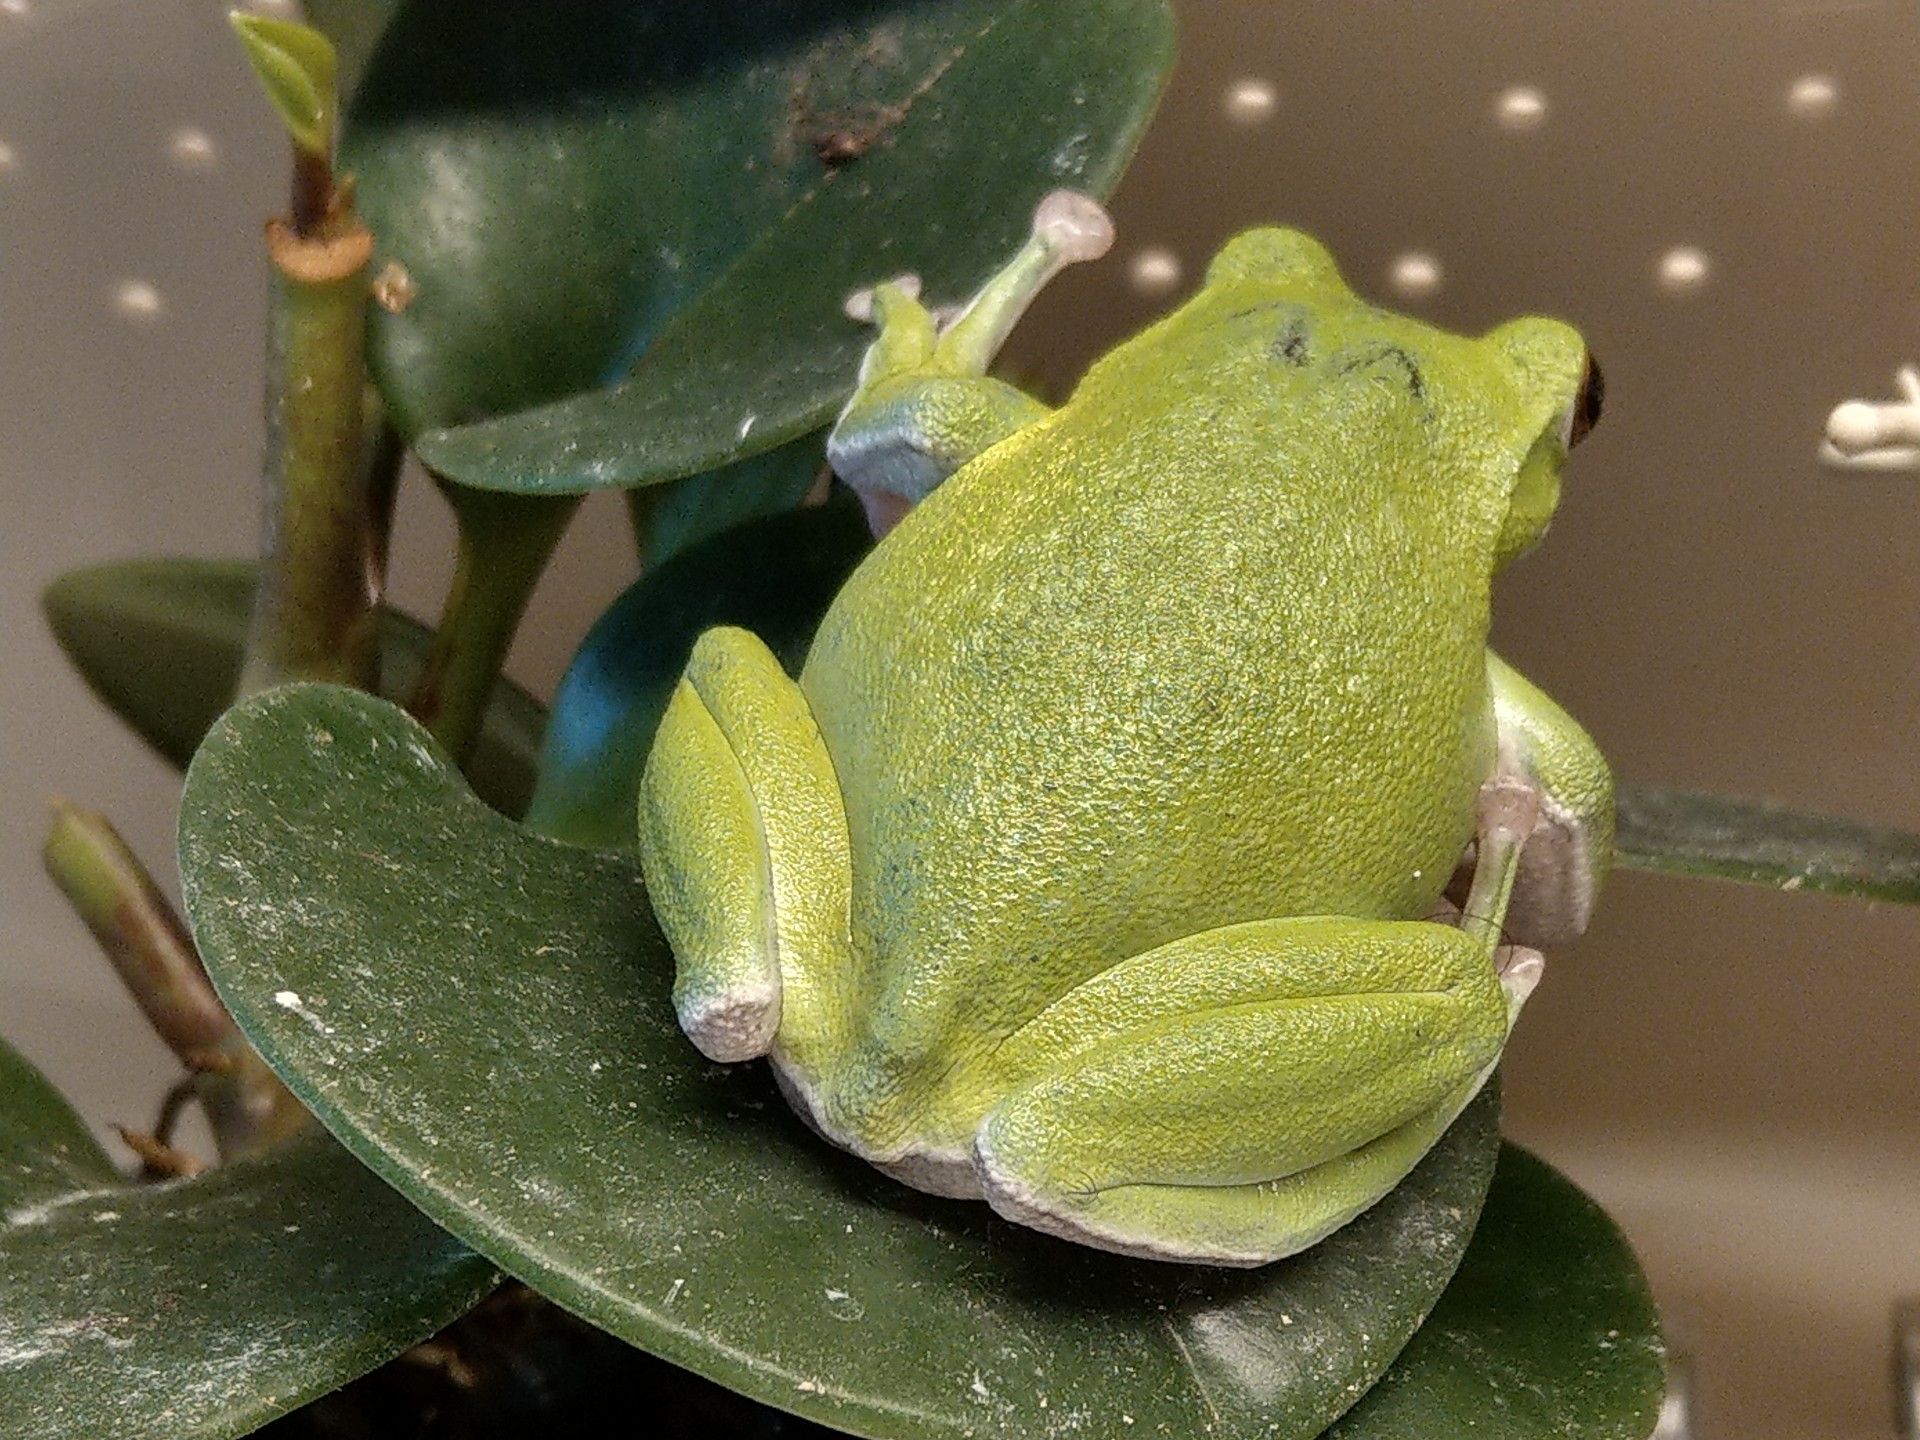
[1329,1146,1666,1440]
[42,558,544,816]
[638,431,828,572]
[302,0,398,103]
[528,493,871,847]
[0,1038,496,1440]
[344,0,1173,491]
[182,684,1503,1440]
[0,1041,118,1203]
[1616,782,1920,903]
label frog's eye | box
[1561,351,1605,448]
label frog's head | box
[1202,229,1604,571]
[1204,227,1351,293]
[1477,316,1604,567]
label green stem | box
[362,400,405,591]
[624,485,663,569]
[43,803,307,1160]
[408,486,580,766]
[238,217,381,696]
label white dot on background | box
[168,128,218,170]
[1223,78,1278,126]
[1388,252,1443,299]
[1495,86,1548,132]
[0,141,15,173]
[113,280,164,321]
[1656,246,1711,295]
[1128,247,1183,297]
[1787,74,1839,120]
[0,0,30,19]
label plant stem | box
[408,486,580,766]
[291,145,335,239]
[238,215,381,696]
[624,485,663,569]
[364,402,404,586]
[43,803,307,1160]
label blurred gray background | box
[3,1,1918,1436]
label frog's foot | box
[636,626,854,1072]
[826,190,1113,533]
[970,912,1528,1266]
[1485,651,1614,947]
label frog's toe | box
[1503,790,1603,946]
[1487,651,1614,947]
[638,625,857,1074]
[680,980,780,1063]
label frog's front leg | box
[635,626,853,1079]
[826,190,1113,533]
[972,783,1544,1267]
[1487,650,1614,946]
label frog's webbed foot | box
[970,785,1540,1266]
[1822,365,1920,471]
[1482,651,1615,947]
[826,190,1113,534]
[636,627,853,1075]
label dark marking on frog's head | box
[1340,342,1428,405]
[1269,312,1312,366]
[1217,300,1316,368]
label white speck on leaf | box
[5,1184,131,1229]
[272,989,334,1036]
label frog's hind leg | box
[827,190,1113,532]
[972,783,1543,1266]
[636,626,853,1086]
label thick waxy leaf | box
[344,0,1172,491]
[1329,1146,1665,1440]
[183,684,1503,1440]
[0,1040,118,1203]
[528,494,872,847]
[1616,782,1920,903]
[43,558,543,815]
[638,432,829,572]
[0,1038,496,1440]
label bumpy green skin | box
[637,226,1612,1266]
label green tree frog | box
[636,193,1612,1266]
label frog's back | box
[801,289,1503,1125]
